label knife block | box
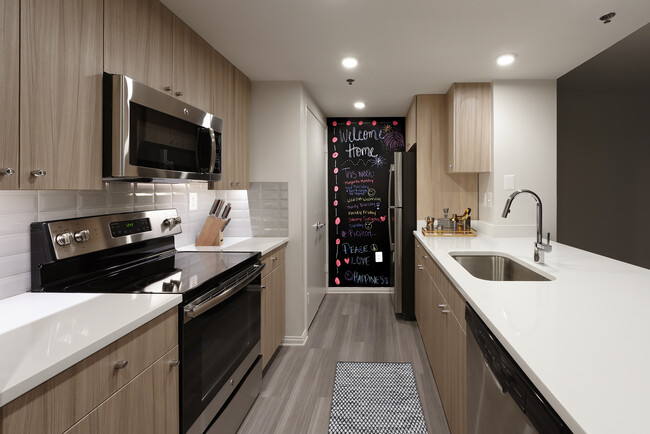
[196,216,227,246]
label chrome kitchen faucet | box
[501,189,552,264]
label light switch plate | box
[189,192,198,210]
[504,175,516,190]
[375,251,383,262]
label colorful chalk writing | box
[328,117,405,287]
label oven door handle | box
[184,263,265,322]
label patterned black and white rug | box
[328,362,428,434]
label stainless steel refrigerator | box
[389,147,416,319]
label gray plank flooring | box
[238,293,451,434]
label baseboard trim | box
[327,287,393,294]
[282,329,308,346]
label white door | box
[306,108,327,327]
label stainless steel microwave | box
[103,73,222,182]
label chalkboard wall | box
[328,118,405,287]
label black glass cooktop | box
[45,251,259,297]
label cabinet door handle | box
[441,310,450,314]
[114,360,128,369]
[169,360,180,366]
[423,255,428,259]
[175,91,183,97]
[31,169,46,177]
[417,265,423,270]
[164,85,173,92]
[261,285,266,289]
[438,304,446,308]
[1,168,15,176]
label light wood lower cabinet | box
[0,308,178,434]
[64,346,179,434]
[415,244,467,434]
[260,245,287,369]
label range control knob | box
[74,229,91,243]
[55,233,73,246]
[163,217,182,226]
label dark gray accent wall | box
[557,23,650,269]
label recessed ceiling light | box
[342,57,359,69]
[354,101,365,109]
[496,53,517,66]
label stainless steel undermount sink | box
[450,252,553,281]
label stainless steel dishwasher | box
[465,305,572,434]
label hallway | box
[238,293,451,433]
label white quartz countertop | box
[414,230,650,434]
[179,237,289,256]
[0,292,181,407]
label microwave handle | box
[209,128,217,173]
[183,263,265,322]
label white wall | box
[250,81,326,343]
[479,80,557,239]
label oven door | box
[180,263,263,434]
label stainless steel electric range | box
[30,209,263,434]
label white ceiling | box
[159,0,650,117]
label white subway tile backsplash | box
[0,233,30,257]
[77,190,107,210]
[38,210,78,221]
[248,182,289,237]
[107,182,134,193]
[154,184,172,193]
[0,191,38,214]
[227,190,248,201]
[108,192,134,208]
[134,192,154,207]
[77,208,108,217]
[135,183,155,193]
[0,272,31,299]
[39,191,78,212]
[0,213,37,236]
[0,253,30,278]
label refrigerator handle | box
[388,163,394,209]
[388,206,394,250]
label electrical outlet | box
[504,175,516,190]
[189,192,198,210]
[483,192,493,208]
[375,251,383,262]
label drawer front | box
[104,308,178,396]
[261,245,286,278]
[431,261,466,332]
[64,346,180,434]
[1,308,178,434]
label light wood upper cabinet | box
[209,57,251,191]
[405,96,417,151]
[104,0,174,94]
[172,15,212,113]
[446,82,492,173]
[232,67,251,189]
[0,0,19,190]
[406,93,478,220]
[105,0,212,113]
[20,0,103,190]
